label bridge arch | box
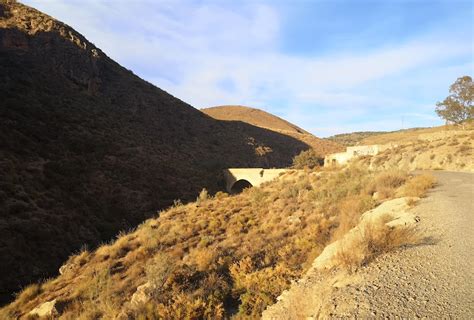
[223,168,290,193]
[230,179,253,194]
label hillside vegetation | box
[0,165,436,319]
[0,1,319,302]
[359,125,468,145]
[354,126,474,172]
[325,131,389,147]
[325,126,450,147]
[203,105,343,156]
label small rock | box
[59,262,75,275]
[29,299,58,317]
[287,216,301,225]
[131,282,152,306]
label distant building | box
[324,144,391,166]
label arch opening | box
[230,179,253,194]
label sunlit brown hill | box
[203,105,310,134]
[203,105,343,155]
[0,0,312,303]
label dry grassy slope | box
[0,167,428,319]
[0,1,312,303]
[325,131,388,147]
[325,125,461,147]
[203,105,344,155]
[203,105,309,134]
[354,127,474,172]
[360,124,467,145]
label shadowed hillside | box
[203,105,343,156]
[0,1,311,303]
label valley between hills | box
[1,0,473,319]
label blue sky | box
[24,0,473,137]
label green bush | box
[292,149,324,169]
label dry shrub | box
[193,247,216,271]
[361,216,420,257]
[405,197,419,207]
[66,268,120,319]
[145,253,175,297]
[15,283,42,305]
[213,191,228,200]
[73,248,90,267]
[247,186,266,207]
[334,215,421,272]
[199,272,230,301]
[366,170,408,196]
[448,138,459,146]
[373,154,388,165]
[333,242,365,274]
[196,188,209,204]
[140,225,160,252]
[457,144,471,155]
[364,170,409,201]
[399,174,436,198]
[292,149,324,169]
[84,269,112,302]
[230,257,297,317]
[332,195,375,240]
[135,293,224,320]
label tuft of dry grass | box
[331,195,375,241]
[447,138,459,146]
[196,188,209,204]
[15,283,42,306]
[399,174,437,198]
[145,253,175,297]
[334,214,422,273]
[457,144,471,155]
[365,170,408,200]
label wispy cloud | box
[24,0,473,137]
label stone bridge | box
[223,168,289,194]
